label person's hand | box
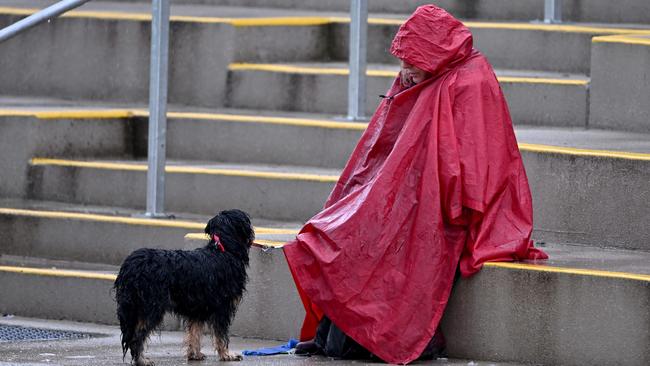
[400,71,414,88]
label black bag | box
[313,316,447,361]
[314,317,373,359]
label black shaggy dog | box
[114,209,254,365]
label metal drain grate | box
[0,325,93,343]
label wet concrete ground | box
[0,317,530,366]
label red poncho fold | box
[283,5,547,364]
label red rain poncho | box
[283,5,547,364]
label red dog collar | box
[211,234,225,252]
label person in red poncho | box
[283,5,548,364]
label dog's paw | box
[219,353,243,362]
[187,351,206,361]
[134,357,155,366]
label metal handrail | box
[544,0,563,23]
[347,0,367,121]
[0,0,171,217]
[146,0,171,218]
[0,0,92,43]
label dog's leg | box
[130,319,155,366]
[185,320,206,361]
[213,335,243,362]
[210,297,243,362]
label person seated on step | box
[283,5,548,364]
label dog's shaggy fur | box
[114,209,254,365]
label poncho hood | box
[390,5,473,76]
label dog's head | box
[204,209,255,259]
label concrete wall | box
[442,266,650,366]
[0,15,234,108]
[0,271,118,324]
[524,150,650,250]
[239,22,595,75]
[116,0,650,23]
[0,215,194,265]
[28,164,332,222]
[327,23,595,74]
[227,70,588,126]
[589,37,650,133]
[0,116,134,199]
[165,117,362,169]
[0,247,303,340]
[2,251,648,364]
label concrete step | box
[0,104,363,191]
[226,62,589,125]
[589,34,650,133]
[0,199,300,266]
[25,157,338,222]
[100,0,650,24]
[21,147,650,250]
[0,106,138,198]
[2,2,650,107]
[517,129,650,250]
[0,253,302,341]
[2,104,649,249]
[234,20,650,75]
[1,243,649,365]
[0,2,235,108]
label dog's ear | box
[228,209,255,246]
[205,209,255,246]
[204,216,217,237]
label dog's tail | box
[116,300,137,359]
[114,257,142,360]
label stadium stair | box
[0,1,649,365]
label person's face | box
[399,60,431,86]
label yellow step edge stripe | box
[518,143,650,161]
[3,113,647,161]
[485,262,650,282]
[2,261,648,283]
[0,265,117,281]
[498,77,587,86]
[0,207,298,235]
[0,207,204,229]
[0,7,330,26]
[0,7,231,23]
[228,63,588,85]
[254,239,287,248]
[162,111,368,130]
[0,108,131,119]
[0,110,39,117]
[462,21,650,35]
[0,109,132,120]
[592,35,650,47]
[256,229,298,235]
[332,16,650,34]
[0,108,367,130]
[231,17,332,27]
[3,7,650,34]
[36,110,135,119]
[29,158,340,183]
[185,233,289,248]
[228,63,395,77]
[185,233,296,240]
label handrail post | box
[0,0,92,43]
[347,0,368,121]
[145,0,171,217]
[544,0,562,23]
